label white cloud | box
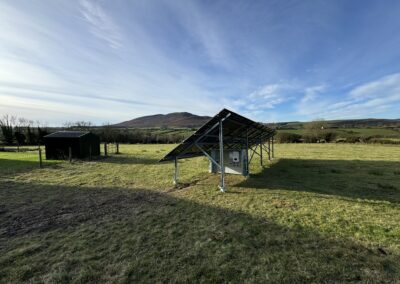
[349,73,400,99]
[0,1,228,124]
[296,73,400,119]
[301,85,327,103]
[79,0,123,49]
[244,83,296,109]
[2,1,397,125]
[163,0,233,69]
[0,58,64,88]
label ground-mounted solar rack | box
[159,108,276,192]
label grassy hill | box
[115,112,400,129]
[113,112,211,128]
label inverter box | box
[209,149,248,176]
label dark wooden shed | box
[44,131,100,160]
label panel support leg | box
[245,130,249,177]
[268,137,271,161]
[272,135,275,159]
[219,119,225,192]
[260,138,263,167]
[173,157,178,186]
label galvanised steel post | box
[246,129,249,177]
[219,119,225,192]
[173,157,178,186]
[260,137,263,167]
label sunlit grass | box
[0,144,399,282]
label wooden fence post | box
[69,147,72,163]
[39,148,43,168]
[104,143,108,157]
[116,143,119,154]
[89,146,92,161]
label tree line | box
[92,125,190,144]
[0,115,49,146]
[275,120,400,144]
[4,115,395,146]
[0,116,191,145]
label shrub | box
[303,134,318,143]
[323,131,337,142]
[276,132,302,143]
[14,131,26,145]
[335,138,346,143]
[366,138,400,145]
[346,136,362,143]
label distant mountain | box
[113,112,211,128]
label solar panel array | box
[44,131,89,138]
[160,108,275,162]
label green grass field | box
[279,128,400,138]
[1,144,400,283]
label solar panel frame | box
[159,108,276,162]
[44,131,89,138]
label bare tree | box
[100,122,117,143]
[0,115,15,145]
[304,119,326,142]
[14,117,26,146]
[63,121,93,130]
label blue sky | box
[1,0,400,125]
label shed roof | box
[44,131,90,138]
[160,108,275,162]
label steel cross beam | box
[248,145,262,164]
[262,144,272,161]
[176,113,231,159]
[200,134,247,141]
[194,143,220,169]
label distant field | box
[121,127,194,135]
[278,128,400,137]
[1,144,400,282]
[120,126,400,141]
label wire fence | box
[0,143,121,170]
[0,146,44,169]
[103,143,120,156]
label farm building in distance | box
[160,108,276,192]
[44,131,100,160]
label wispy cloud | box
[163,0,233,69]
[238,83,296,110]
[296,73,400,119]
[301,85,327,103]
[1,1,400,124]
[349,73,400,99]
[0,1,226,125]
[79,0,123,49]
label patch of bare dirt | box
[166,179,200,192]
[0,189,171,238]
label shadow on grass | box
[237,158,400,203]
[0,159,49,176]
[97,155,159,164]
[0,181,399,282]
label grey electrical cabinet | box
[209,149,248,176]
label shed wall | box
[44,133,100,160]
